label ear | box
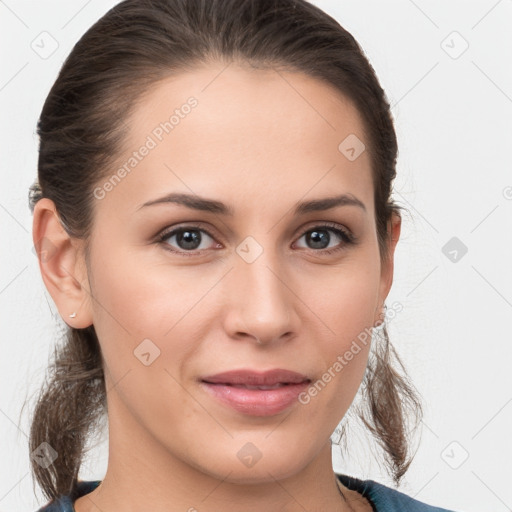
[32,198,93,329]
[374,210,402,323]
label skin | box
[33,62,401,512]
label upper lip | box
[201,369,311,386]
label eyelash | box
[155,222,357,257]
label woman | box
[28,0,461,510]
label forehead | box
[97,62,374,218]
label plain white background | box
[1,1,511,511]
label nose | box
[223,248,296,346]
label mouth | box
[205,382,296,390]
[201,368,311,386]
[199,369,311,416]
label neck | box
[74,386,357,512]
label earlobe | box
[32,198,93,329]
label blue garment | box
[336,474,459,511]
[36,473,460,511]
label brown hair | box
[27,0,422,503]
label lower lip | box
[200,381,310,416]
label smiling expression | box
[76,61,395,485]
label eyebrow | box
[137,192,367,215]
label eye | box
[157,224,220,256]
[156,222,356,257]
[294,223,356,255]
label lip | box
[200,369,311,416]
[202,368,310,386]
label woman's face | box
[80,62,398,485]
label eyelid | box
[298,221,355,241]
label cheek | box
[89,245,191,336]
[87,246,220,379]
[301,259,379,404]
[305,257,380,342]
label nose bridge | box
[229,235,293,341]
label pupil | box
[177,230,201,250]
[309,229,329,249]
